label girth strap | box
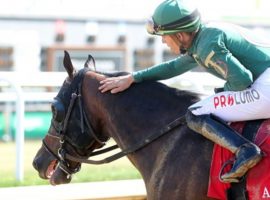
[242,119,264,142]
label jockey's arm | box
[99,54,197,94]
[132,54,198,82]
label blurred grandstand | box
[0,0,269,140]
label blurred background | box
[0,0,269,190]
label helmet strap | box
[179,47,187,55]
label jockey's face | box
[162,32,194,55]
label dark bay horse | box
[33,51,215,200]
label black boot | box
[186,110,262,183]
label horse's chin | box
[49,167,72,186]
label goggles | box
[146,9,200,35]
[146,18,162,35]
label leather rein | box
[43,70,187,168]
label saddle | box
[207,119,270,200]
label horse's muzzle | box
[32,158,49,179]
[32,148,57,180]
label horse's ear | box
[84,54,96,71]
[63,50,75,79]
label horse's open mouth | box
[46,160,58,179]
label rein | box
[65,115,186,164]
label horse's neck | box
[83,73,200,177]
[95,87,189,146]
[83,72,198,145]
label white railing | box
[0,179,147,200]
[0,72,67,181]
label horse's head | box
[33,51,108,185]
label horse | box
[32,51,216,200]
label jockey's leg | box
[185,110,262,183]
[185,69,270,182]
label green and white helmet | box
[146,0,201,35]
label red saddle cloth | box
[207,119,270,200]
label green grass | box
[0,140,142,187]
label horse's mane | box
[99,70,200,105]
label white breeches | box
[189,68,270,122]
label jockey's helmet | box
[146,0,201,35]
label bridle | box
[42,68,112,176]
[42,68,187,178]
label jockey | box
[99,0,270,183]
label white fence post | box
[0,77,25,181]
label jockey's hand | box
[99,74,134,94]
[214,87,224,93]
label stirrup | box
[219,158,240,183]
